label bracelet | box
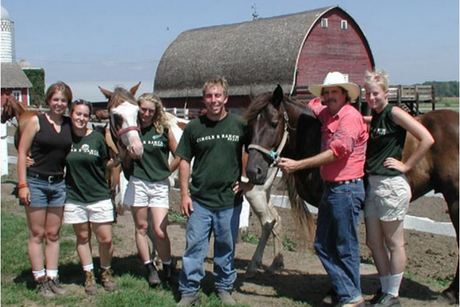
[17,183,28,190]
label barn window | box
[320,18,328,28]
[341,20,348,30]
[12,90,21,102]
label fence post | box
[1,122,8,176]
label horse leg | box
[442,197,459,304]
[244,183,283,278]
[266,202,284,275]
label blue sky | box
[2,0,459,101]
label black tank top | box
[28,113,72,176]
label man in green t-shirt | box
[176,77,250,306]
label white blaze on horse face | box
[112,101,143,158]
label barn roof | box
[154,6,349,98]
[1,62,32,88]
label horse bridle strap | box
[248,111,290,166]
[116,126,140,137]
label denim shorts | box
[27,175,66,208]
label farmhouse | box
[1,62,32,106]
[154,6,375,112]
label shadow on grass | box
[11,253,447,306]
[232,257,446,306]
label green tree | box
[23,68,45,107]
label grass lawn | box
[0,196,238,307]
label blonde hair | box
[364,70,389,92]
[137,93,170,134]
[202,76,229,97]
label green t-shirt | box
[65,131,111,203]
[366,104,407,176]
[132,125,171,182]
[176,113,248,209]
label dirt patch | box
[1,163,457,306]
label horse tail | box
[284,172,316,249]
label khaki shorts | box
[364,175,411,221]
[123,176,169,208]
[64,198,114,224]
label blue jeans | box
[314,181,365,303]
[179,200,242,295]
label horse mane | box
[245,91,313,122]
[108,87,137,109]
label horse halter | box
[109,112,140,139]
[248,110,290,167]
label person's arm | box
[167,128,180,173]
[384,107,434,173]
[277,149,336,173]
[179,158,193,217]
[17,115,39,205]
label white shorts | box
[123,176,169,208]
[64,198,115,224]
[364,174,412,221]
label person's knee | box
[135,222,149,236]
[76,232,90,244]
[29,228,46,242]
[45,230,60,242]
[153,227,167,241]
[98,234,113,245]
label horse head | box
[245,85,291,185]
[1,96,25,124]
[245,85,321,186]
[98,82,143,161]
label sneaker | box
[162,262,175,281]
[217,290,237,306]
[368,288,383,304]
[100,268,117,292]
[322,288,339,305]
[177,293,200,307]
[334,298,365,307]
[84,271,97,295]
[36,277,55,298]
[146,262,161,287]
[371,293,401,307]
[47,277,66,295]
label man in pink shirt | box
[278,72,368,307]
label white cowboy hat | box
[308,71,360,101]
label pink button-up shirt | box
[308,97,368,182]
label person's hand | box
[25,156,35,167]
[232,180,254,195]
[277,157,299,173]
[180,194,194,217]
[384,157,409,173]
[18,186,30,206]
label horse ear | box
[272,84,284,108]
[130,82,141,96]
[99,86,113,99]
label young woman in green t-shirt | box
[64,100,118,295]
[364,70,434,305]
[123,93,179,286]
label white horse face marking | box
[111,101,143,158]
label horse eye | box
[270,118,279,127]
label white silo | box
[1,5,15,63]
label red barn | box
[154,6,374,113]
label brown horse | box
[1,96,38,148]
[98,83,144,178]
[245,85,459,304]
